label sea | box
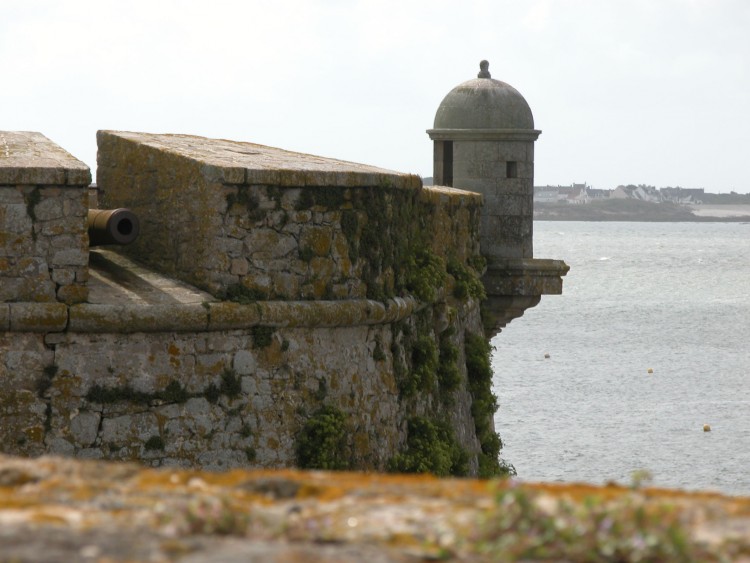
[491,221,750,496]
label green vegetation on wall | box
[404,250,447,302]
[465,332,515,478]
[447,257,486,300]
[437,327,461,399]
[295,405,350,470]
[250,326,275,349]
[388,416,468,477]
[405,335,438,396]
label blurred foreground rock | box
[0,454,748,562]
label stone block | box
[0,187,24,204]
[51,268,76,285]
[1,203,32,234]
[46,437,75,456]
[56,284,89,305]
[100,412,160,444]
[33,197,64,221]
[233,350,257,375]
[51,248,87,268]
[230,258,249,276]
[70,410,101,447]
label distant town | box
[421,178,750,220]
[533,183,750,205]
[532,184,750,221]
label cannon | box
[87,208,140,246]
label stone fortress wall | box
[1,130,500,475]
[1,63,568,476]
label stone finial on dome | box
[478,60,491,79]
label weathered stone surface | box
[0,132,90,185]
[0,455,746,562]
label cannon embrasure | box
[87,208,140,246]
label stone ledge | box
[69,303,210,333]
[8,303,68,332]
[0,131,91,186]
[4,298,422,333]
[483,258,570,296]
[427,127,542,142]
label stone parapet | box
[0,132,91,304]
[96,131,483,305]
[96,131,430,300]
[0,132,90,186]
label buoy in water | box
[703,424,711,432]
[647,368,654,374]
[544,353,550,359]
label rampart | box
[1,131,507,475]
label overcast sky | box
[2,0,748,192]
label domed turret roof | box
[432,60,535,131]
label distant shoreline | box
[534,200,750,222]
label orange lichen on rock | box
[0,454,748,561]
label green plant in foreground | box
[466,486,728,562]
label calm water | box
[492,221,750,496]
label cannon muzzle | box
[87,208,140,246]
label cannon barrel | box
[87,208,140,246]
